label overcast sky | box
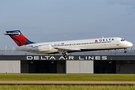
[0,0,135,48]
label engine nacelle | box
[32,44,52,52]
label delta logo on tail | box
[5,30,34,46]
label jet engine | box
[31,44,52,51]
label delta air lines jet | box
[5,30,133,58]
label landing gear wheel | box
[124,48,127,53]
[63,53,68,58]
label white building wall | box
[0,60,20,73]
[66,61,93,74]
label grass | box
[0,85,135,90]
[0,74,135,81]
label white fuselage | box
[16,37,133,54]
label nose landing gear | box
[124,48,127,53]
[124,50,127,53]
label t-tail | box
[5,30,34,46]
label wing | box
[54,47,81,53]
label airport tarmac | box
[0,81,135,85]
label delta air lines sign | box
[26,55,107,60]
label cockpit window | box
[121,38,125,41]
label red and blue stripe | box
[6,30,34,46]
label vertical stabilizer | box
[5,30,34,46]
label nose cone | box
[126,42,133,48]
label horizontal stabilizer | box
[4,33,20,35]
[54,47,81,51]
[4,30,22,36]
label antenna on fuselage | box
[102,36,104,38]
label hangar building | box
[0,50,135,74]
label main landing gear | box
[63,53,68,58]
[58,50,68,58]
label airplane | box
[5,30,133,58]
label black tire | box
[124,51,127,53]
[64,54,68,58]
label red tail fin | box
[5,30,34,46]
